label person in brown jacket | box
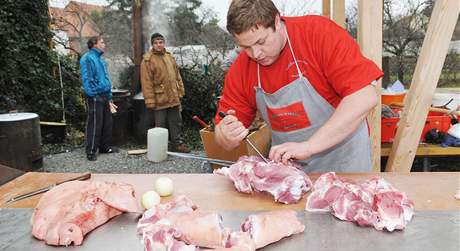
[140,33,190,153]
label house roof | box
[67,1,105,13]
[49,1,104,38]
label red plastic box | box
[381,110,452,143]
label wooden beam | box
[332,0,345,28]
[132,2,143,96]
[358,0,383,172]
[385,0,459,172]
[322,0,331,18]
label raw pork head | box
[31,180,139,246]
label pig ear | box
[97,182,141,213]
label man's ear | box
[274,14,281,31]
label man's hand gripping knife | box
[215,110,249,151]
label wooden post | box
[332,0,345,28]
[385,0,459,172]
[358,0,383,172]
[323,0,331,18]
[132,2,143,96]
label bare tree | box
[93,0,134,59]
[165,0,234,69]
[383,0,428,83]
[50,2,101,57]
[274,0,318,16]
[441,49,460,85]
[345,3,358,38]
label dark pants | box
[85,96,112,155]
[153,106,183,146]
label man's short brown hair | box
[226,0,280,35]
[87,36,102,49]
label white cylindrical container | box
[147,127,168,162]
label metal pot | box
[112,89,132,145]
[132,92,154,144]
[0,113,42,171]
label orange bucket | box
[381,91,406,105]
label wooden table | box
[381,143,460,157]
[1,172,459,211]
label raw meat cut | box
[305,172,414,232]
[31,180,139,246]
[213,231,256,251]
[372,191,414,231]
[138,196,229,250]
[137,195,198,233]
[214,156,312,204]
[138,197,305,251]
[142,225,199,251]
[241,210,305,249]
[163,211,230,248]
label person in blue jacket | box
[80,36,118,161]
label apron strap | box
[257,64,262,88]
[284,28,303,78]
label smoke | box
[142,0,174,53]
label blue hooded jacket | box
[80,48,112,100]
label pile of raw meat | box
[137,195,305,251]
[214,156,312,204]
[31,180,139,246]
[305,172,415,232]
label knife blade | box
[4,172,91,205]
[218,111,270,163]
[167,151,235,166]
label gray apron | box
[255,28,371,173]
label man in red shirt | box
[215,0,383,172]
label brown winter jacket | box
[140,49,185,110]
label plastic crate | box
[381,110,452,143]
[381,91,406,105]
[200,123,271,169]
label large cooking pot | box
[112,89,132,145]
[132,92,154,144]
[0,113,43,171]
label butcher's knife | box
[4,172,91,205]
[218,112,270,163]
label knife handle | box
[218,111,227,119]
[192,115,210,128]
[218,111,250,139]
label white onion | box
[141,190,161,209]
[155,177,174,197]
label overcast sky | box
[201,0,322,27]
[201,0,231,27]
